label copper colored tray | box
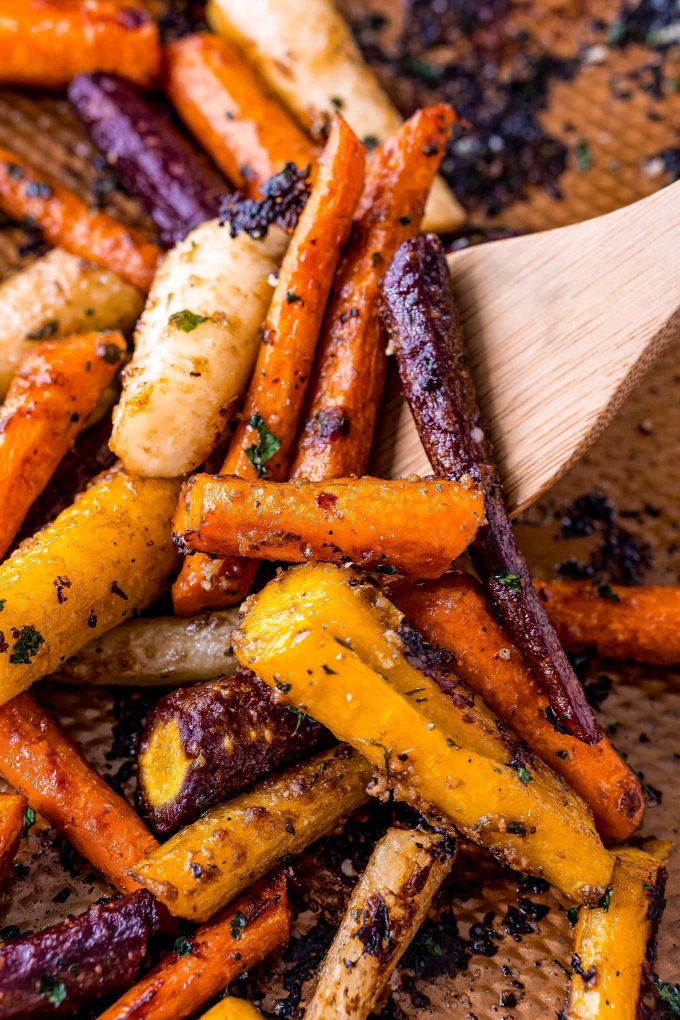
[0,2,678,1017]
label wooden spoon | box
[373,181,680,515]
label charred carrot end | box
[0,148,160,292]
[172,115,366,614]
[173,475,484,578]
[0,0,161,89]
[97,873,291,1020]
[291,103,456,482]
[536,579,680,666]
[0,330,126,560]
[0,693,158,893]
[387,572,644,842]
[165,33,317,197]
[0,792,26,887]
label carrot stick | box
[535,579,680,666]
[172,116,366,613]
[97,872,291,1020]
[164,33,318,198]
[0,0,161,89]
[382,232,599,744]
[173,476,484,578]
[289,104,456,481]
[0,331,126,560]
[0,693,158,893]
[386,572,644,842]
[0,791,25,887]
[0,149,160,292]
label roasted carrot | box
[536,579,680,666]
[386,572,644,843]
[0,792,25,887]
[0,331,126,560]
[0,0,161,89]
[0,149,160,292]
[566,840,671,1020]
[290,104,455,481]
[97,872,291,1020]
[164,33,317,198]
[0,693,158,893]
[172,116,366,613]
[382,232,599,744]
[173,476,484,578]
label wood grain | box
[373,181,680,515]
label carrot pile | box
[0,5,673,1020]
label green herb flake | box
[555,749,569,760]
[375,564,397,574]
[245,413,281,477]
[402,55,443,83]
[566,906,580,928]
[600,884,614,913]
[275,679,292,695]
[371,251,383,266]
[575,141,591,172]
[22,806,36,838]
[287,705,309,735]
[330,96,344,110]
[40,975,67,1006]
[286,291,303,304]
[321,664,337,675]
[174,936,193,957]
[230,910,248,941]
[596,583,620,602]
[654,979,680,1016]
[517,766,532,785]
[423,935,443,957]
[363,135,379,150]
[496,570,523,592]
[399,214,412,226]
[0,600,5,612]
[169,309,209,332]
[9,626,44,666]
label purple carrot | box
[0,890,161,1018]
[381,232,599,744]
[68,72,225,247]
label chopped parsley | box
[9,626,44,666]
[654,979,680,1016]
[575,140,591,172]
[375,564,397,574]
[275,679,292,695]
[496,570,523,592]
[40,975,67,1006]
[596,583,620,602]
[245,413,281,477]
[599,884,614,913]
[169,309,209,333]
[174,936,193,957]
[230,911,248,941]
[399,215,412,226]
[22,807,36,838]
[402,55,443,83]
[517,766,532,784]
[0,600,4,612]
[287,706,309,735]
[286,291,303,304]
[363,135,379,150]
[566,906,580,928]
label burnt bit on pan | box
[556,489,653,584]
[220,163,311,239]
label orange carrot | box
[97,872,291,1020]
[290,104,455,481]
[164,33,317,198]
[0,330,126,559]
[0,791,26,886]
[0,149,160,292]
[0,693,158,893]
[172,116,366,613]
[173,476,484,579]
[0,0,161,89]
[387,572,644,842]
[536,579,680,666]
